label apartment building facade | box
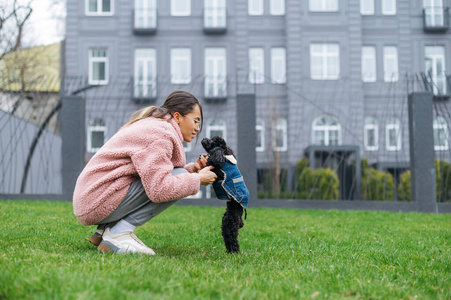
[64,0,451,195]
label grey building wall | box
[65,0,451,178]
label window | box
[134,49,156,98]
[88,118,106,152]
[309,0,338,12]
[256,119,265,152]
[171,0,190,16]
[425,46,446,95]
[424,0,445,27]
[360,0,374,15]
[310,43,340,80]
[386,118,401,151]
[249,0,263,15]
[86,0,114,15]
[249,48,265,84]
[271,47,286,84]
[364,117,379,151]
[382,0,396,15]
[273,118,287,152]
[205,0,226,28]
[434,116,448,151]
[362,46,376,82]
[171,48,191,84]
[383,46,398,82]
[89,48,108,85]
[270,0,285,15]
[207,118,227,140]
[313,116,341,146]
[205,48,227,98]
[135,0,156,29]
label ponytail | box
[121,106,168,129]
[120,90,203,138]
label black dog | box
[201,136,245,253]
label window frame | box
[87,118,107,153]
[249,47,265,84]
[85,0,114,16]
[364,117,379,151]
[134,48,157,98]
[383,46,399,82]
[382,0,396,15]
[171,0,191,16]
[205,47,227,98]
[425,46,446,95]
[270,0,285,15]
[271,47,286,84]
[171,48,191,84]
[207,118,227,141]
[134,0,157,29]
[273,118,287,152]
[309,0,338,12]
[256,118,265,152]
[386,118,401,151]
[88,48,109,85]
[248,0,264,15]
[360,0,375,15]
[310,43,340,80]
[423,0,445,26]
[362,46,377,82]
[312,116,342,146]
[205,0,226,28]
[433,116,449,151]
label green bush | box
[437,160,451,202]
[361,168,395,201]
[398,160,451,202]
[397,170,411,201]
[296,158,339,200]
[360,159,395,201]
[297,165,315,199]
[312,168,340,200]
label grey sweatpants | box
[97,168,188,227]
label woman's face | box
[175,105,202,143]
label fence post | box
[408,92,438,213]
[61,96,85,201]
[236,94,257,204]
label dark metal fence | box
[0,75,450,213]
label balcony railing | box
[423,7,449,32]
[133,8,157,35]
[132,77,157,102]
[422,72,450,100]
[204,76,227,101]
[204,7,226,33]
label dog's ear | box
[209,147,226,167]
[201,138,213,152]
[212,136,227,149]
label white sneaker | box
[98,228,155,255]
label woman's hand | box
[199,166,217,186]
[193,154,208,173]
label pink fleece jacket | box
[73,117,200,225]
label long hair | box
[121,90,203,139]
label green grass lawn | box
[0,200,450,299]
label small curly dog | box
[201,136,249,253]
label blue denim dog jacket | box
[212,155,249,209]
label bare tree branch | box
[0,0,33,59]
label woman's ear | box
[173,112,181,124]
